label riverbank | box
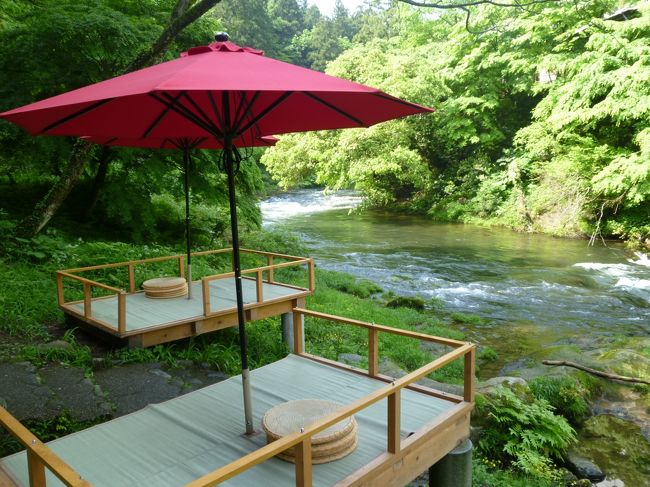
[2,226,649,485]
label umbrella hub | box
[184,41,264,57]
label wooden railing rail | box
[200,258,314,316]
[185,310,475,487]
[0,406,91,487]
[56,271,126,333]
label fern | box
[477,387,576,481]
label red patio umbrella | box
[0,33,432,435]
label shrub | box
[529,375,591,424]
[477,387,576,481]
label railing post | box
[128,263,136,293]
[256,270,264,302]
[308,259,315,292]
[178,255,185,279]
[27,448,46,487]
[118,292,127,334]
[368,328,379,376]
[267,255,274,283]
[56,272,65,306]
[293,308,304,354]
[202,278,211,316]
[295,439,313,487]
[387,389,401,454]
[83,283,92,319]
[464,345,476,403]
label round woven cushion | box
[142,277,186,290]
[142,277,187,298]
[262,399,358,464]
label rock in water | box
[565,451,606,482]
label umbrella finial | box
[215,32,230,42]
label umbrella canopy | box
[0,34,432,435]
[0,40,430,140]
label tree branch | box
[542,360,650,385]
[126,0,222,72]
[398,0,560,8]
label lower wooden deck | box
[62,278,309,347]
[0,354,472,487]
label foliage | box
[476,387,577,481]
[472,456,552,487]
[320,270,383,298]
[529,375,596,425]
[262,1,650,246]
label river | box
[262,189,650,485]
[262,190,649,364]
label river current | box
[262,190,649,366]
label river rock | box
[565,451,605,482]
[338,353,363,365]
[477,376,527,394]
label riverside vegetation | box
[0,212,614,486]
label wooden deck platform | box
[56,248,315,347]
[0,309,475,487]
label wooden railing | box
[56,248,315,333]
[0,406,90,487]
[185,308,476,487]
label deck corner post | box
[283,309,305,354]
[464,346,476,403]
[83,283,92,319]
[308,259,315,292]
[428,439,473,487]
[56,272,65,306]
[26,449,46,487]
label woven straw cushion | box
[262,399,358,464]
[142,277,187,298]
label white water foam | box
[629,251,650,267]
[260,190,362,225]
[575,258,650,304]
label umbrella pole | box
[224,137,254,435]
[183,146,192,299]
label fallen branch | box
[542,360,650,385]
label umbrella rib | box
[39,98,116,134]
[207,92,226,135]
[371,92,429,111]
[182,92,223,137]
[303,92,365,126]
[143,92,184,138]
[236,91,293,137]
[150,92,218,137]
[232,91,261,137]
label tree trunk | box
[18,0,223,237]
[83,147,113,221]
[16,140,94,237]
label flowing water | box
[262,190,649,355]
[262,190,650,485]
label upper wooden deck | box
[56,248,315,347]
